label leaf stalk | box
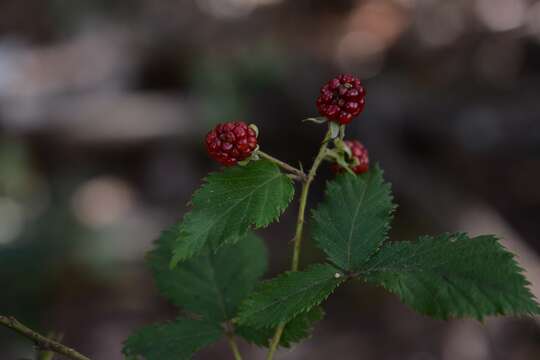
[258,151,307,182]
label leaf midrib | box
[346,176,370,269]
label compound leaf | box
[237,264,344,328]
[123,318,222,360]
[311,167,395,271]
[149,230,267,322]
[171,160,294,266]
[362,233,540,320]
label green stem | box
[266,127,332,360]
[0,316,90,360]
[38,351,55,360]
[224,321,243,360]
[226,333,243,360]
[265,325,285,360]
[290,132,330,271]
[339,125,346,140]
[258,151,307,181]
[38,332,63,360]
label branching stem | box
[266,126,332,360]
[0,316,91,360]
[258,151,307,182]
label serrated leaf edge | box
[237,264,345,329]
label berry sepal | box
[325,148,356,176]
[302,117,328,124]
[327,139,370,175]
[237,145,261,166]
[329,122,341,140]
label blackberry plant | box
[123,74,539,360]
[1,75,538,360]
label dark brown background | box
[1,0,540,359]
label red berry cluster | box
[205,121,258,166]
[205,75,368,169]
[316,74,366,125]
[332,140,369,174]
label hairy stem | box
[266,127,332,360]
[0,316,91,360]
[258,151,307,181]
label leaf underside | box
[123,319,223,360]
[362,233,540,320]
[311,167,394,272]
[124,230,269,359]
[149,230,267,322]
[171,159,294,266]
[237,264,344,328]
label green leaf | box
[148,230,267,322]
[237,264,344,328]
[123,318,223,360]
[171,159,294,266]
[236,307,324,348]
[311,167,395,271]
[280,306,324,347]
[362,233,540,320]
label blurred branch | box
[37,332,64,360]
[0,316,91,360]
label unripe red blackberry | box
[205,121,258,166]
[316,74,366,125]
[332,140,369,174]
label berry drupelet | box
[316,74,366,125]
[333,140,369,174]
[205,121,258,166]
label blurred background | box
[1,0,540,359]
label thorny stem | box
[0,316,91,360]
[258,151,307,181]
[266,126,332,360]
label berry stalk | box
[266,126,332,360]
[257,151,307,182]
